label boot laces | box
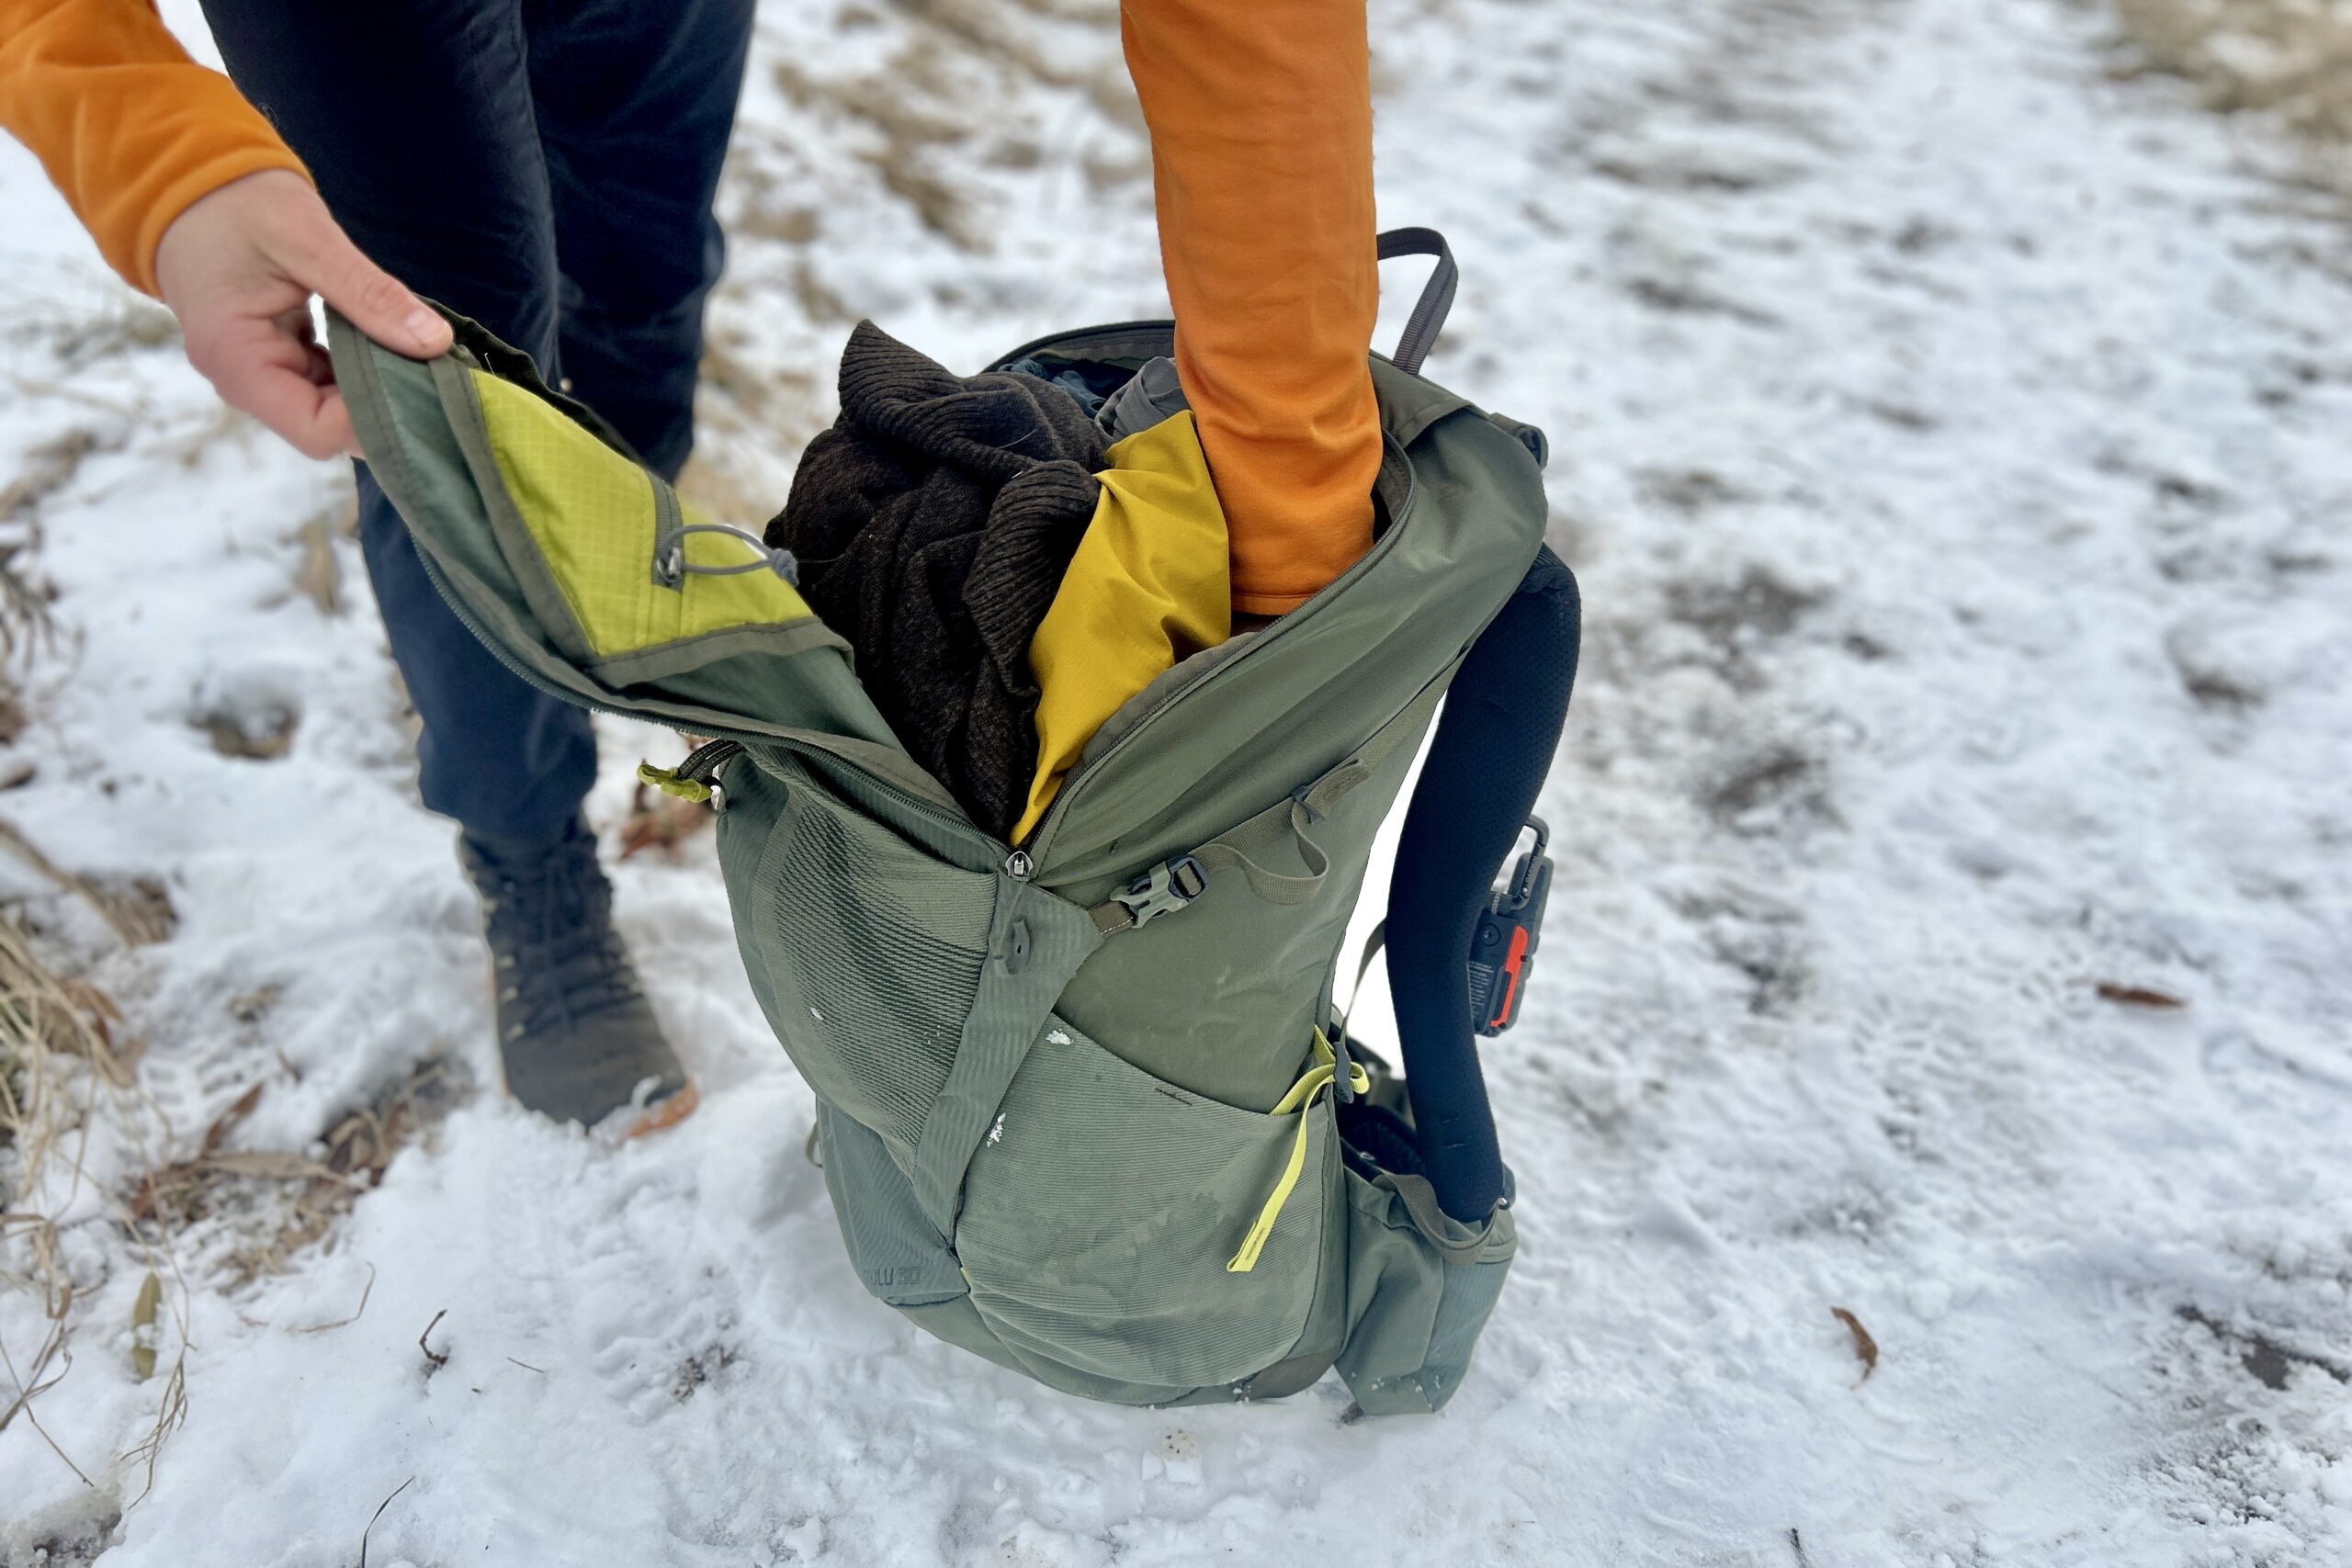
[480,837,642,1038]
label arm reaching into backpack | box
[1119,0,1384,617]
[0,0,449,456]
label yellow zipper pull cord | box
[635,761,713,803]
[1227,1032,1371,1273]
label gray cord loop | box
[1375,227,1458,377]
[659,524,799,584]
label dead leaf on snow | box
[1831,1305,1878,1385]
[130,1270,161,1381]
[619,780,714,861]
[200,706,298,761]
[2096,981,2186,1010]
[197,1151,352,1183]
[200,1082,265,1157]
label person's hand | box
[153,169,453,459]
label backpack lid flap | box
[328,307,933,790]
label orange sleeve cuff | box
[0,0,310,297]
[124,133,310,297]
[1230,586,1317,618]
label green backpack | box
[326,231,1551,1416]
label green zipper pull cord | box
[637,738,745,809]
[636,763,712,803]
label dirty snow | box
[4,0,2350,1562]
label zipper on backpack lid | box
[636,737,744,811]
[1020,434,1419,873]
[675,736,745,784]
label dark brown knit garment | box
[766,321,1108,838]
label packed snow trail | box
[3,0,2348,1563]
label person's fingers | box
[272,303,335,388]
[153,172,416,461]
[187,316,356,459]
[276,205,452,360]
[235,365,352,459]
[311,388,360,457]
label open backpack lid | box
[323,228,1553,893]
[325,306,957,810]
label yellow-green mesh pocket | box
[467,370,814,657]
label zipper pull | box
[638,738,744,811]
[1004,849,1034,881]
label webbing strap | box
[1195,795,1330,904]
[1376,1171,1511,1266]
[1227,1031,1371,1272]
[1085,789,1332,932]
[1334,919,1387,1045]
[909,876,1102,1235]
[1376,227,1459,377]
[1085,671,1447,937]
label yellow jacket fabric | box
[0,0,1380,610]
[1018,409,1231,841]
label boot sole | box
[623,1079,700,1138]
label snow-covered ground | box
[5,0,2350,1562]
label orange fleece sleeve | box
[1120,0,1382,616]
[0,0,308,296]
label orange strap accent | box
[1488,925,1530,1031]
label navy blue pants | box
[202,0,757,841]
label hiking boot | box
[457,815,696,1137]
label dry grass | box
[0,818,175,948]
[0,902,174,1495]
[0,430,81,681]
[0,428,104,535]
[31,300,179,372]
[2113,0,2352,142]
[683,328,827,518]
[0,418,212,1496]
[776,49,992,249]
[0,415,126,1486]
[0,786,192,1497]
[3,903,468,1499]
[130,1050,467,1285]
[0,287,384,1514]
[769,0,1140,251]
[286,498,353,617]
